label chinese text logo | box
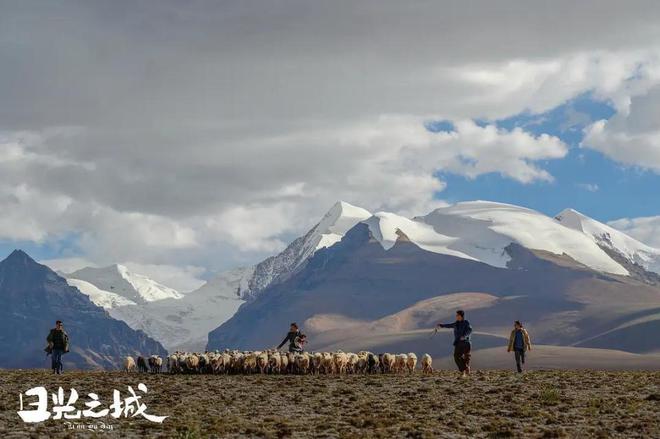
[18,383,167,424]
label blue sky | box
[434,94,660,222]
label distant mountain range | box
[17,199,659,367]
[68,264,183,305]
[207,201,660,362]
[0,250,166,369]
[60,201,372,351]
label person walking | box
[277,322,303,353]
[436,310,473,378]
[46,320,69,374]
[507,320,531,373]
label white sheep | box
[333,351,348,374]
[295,353,311,374]
[421,353,433,374]
[267,351,281,373]
[167,354,178,373]
[123,356,135,372]
[186,353,200,372]
[347,353,359,373]
[311,352,323,374]
[382,353,396,373]
[280,352,289,372]
[257,352,269,374]
[395,354,408,373]
[356,352,368,374]
[321,352,334,374]
[243,352,257,374]
[406,353,417,373]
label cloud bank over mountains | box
[2,1,660,277]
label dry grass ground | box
[0,369,658,438]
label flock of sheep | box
[123,350,434,375]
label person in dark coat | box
[277,323,303,353]
[436,310,473,378]
[46,320,69,374]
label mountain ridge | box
[33,200,660,355]
[68,263,183,305]
[0,250,167,369]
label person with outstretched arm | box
[277,322,303,353]
[436,310,472,378]
[46,320,69,374]
[507,320,531,373]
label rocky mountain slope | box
[556,208,660,275]
[208,202,660,355]
[81,202,371,351]
[43,199,660,358]
[0,250,166,369]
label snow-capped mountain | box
[186,201,372,307]
[556,208,660,275]
[404,201,629,275]
[364,201,629,275]
[49,199,660,354]
[67,264,183,304]
[242,201,372,298]
[58,202,371,350]
[66,278,137,308]
[0,250,166,369]
[208,201,660,354]
[110,266,251,351]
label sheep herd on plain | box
[123,350,434,375]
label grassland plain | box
[0,370,658,438]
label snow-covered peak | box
[66,278,137,309]
[242,201,372,298]
[556,208,660,274]
[313,201,372,250]
[67,264,183,304]
[364,201,629,276]
[191,266,254,300]
[364,212,479,260]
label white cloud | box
[577,183,599,192]
[40,257,96,274]
[583,87,660,172]
[2,1,660,275]
[121,262,206,292]
[609,216,660,248]
[0,117,567,266]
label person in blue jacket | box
[436,310,473,377]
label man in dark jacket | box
[277,322,303,353]
[436,310,473,377]
[46,320,69,374]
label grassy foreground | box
[0,369,658,438]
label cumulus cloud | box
[609,216,660,248]
[583,86,660,171]
[2,1,660,276]
[119,263,206,292]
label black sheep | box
[137,356,149,373]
